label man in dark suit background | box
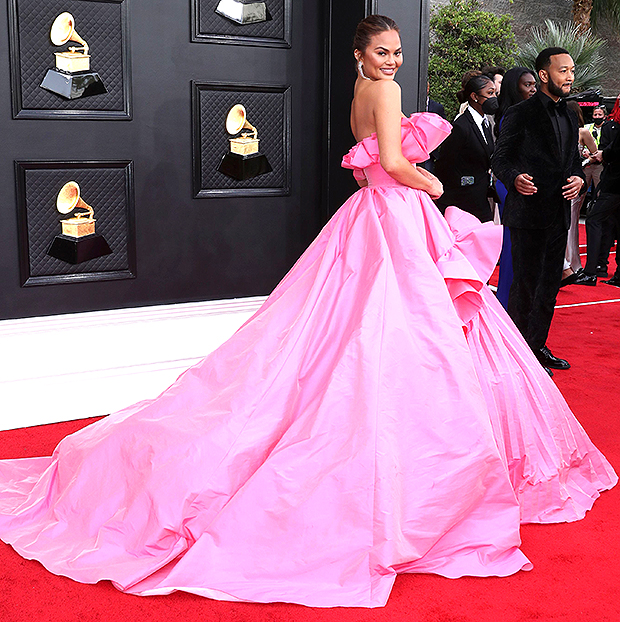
[492,48,585,374]
[434,73,498,222]
[575,98,620,286]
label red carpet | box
[1,231,619,621]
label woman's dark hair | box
[494,66,536,135]
[567,100,585,127]
[456,74,492,105]
[352,14,399,53]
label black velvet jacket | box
[491,91,585,229]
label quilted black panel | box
[195,83,290,195]
[18,163,134,282]
[12,0,128,115]
[194,0,290,46]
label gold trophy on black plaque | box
[215,0,270,24]
[218,104,272,180]
[40,12,107,99]
[47,182,112,264]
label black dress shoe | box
[544,366,554,377]
[596,265,609,277]
[560,271,579,287]
[573,271,597,286]
[602,275,620,287]
[535,345,570,370]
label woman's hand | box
[417,166,443,199]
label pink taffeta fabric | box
[0,114,616,608]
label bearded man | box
[492,48,585,375]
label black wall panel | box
[1,0,429,320]
[1,0,324,319]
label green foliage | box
[428,0,517,120]
[591,0,620,32]
[516,20,607,92]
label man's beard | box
[547,76,569,99]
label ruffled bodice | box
[342,112,451,186]
[341,112,499,330]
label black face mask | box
[481,96,499,115]
[593,118,605,127]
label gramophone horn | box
[50,12,89,53]
[225,104,257,139]
[56,182,94,219]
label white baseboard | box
[0,297,267,431]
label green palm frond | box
[591,0,620,30]
[516,20,607,92]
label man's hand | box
[562,176,584,200]
[514,173,537,195]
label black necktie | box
[482,118,494,154]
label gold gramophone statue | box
[218,104,272,180]
[39,12,107,100]
[47,182,112,264]
[215,0,270,25]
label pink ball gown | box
[0,114,616,608]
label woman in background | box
[434,73,498,222]
[493,67,537,308]
[563,100,598,281]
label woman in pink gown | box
[0,15,616,609]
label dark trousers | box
[508,212,567,352]
[584,192,620,275]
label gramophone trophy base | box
[47,234,112,264]
[61,218,96,237]
[215,0,271,25]
[218,152,272,181]
[55,52,91,73]
[40,68,107,100]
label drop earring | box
[357,60,371,81]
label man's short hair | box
[482,66,505,79]
[593,105,607,114]
[535,47,571,73]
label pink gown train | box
[0,113,616,608]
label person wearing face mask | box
[492,48,585,375]
[574,95,620,286]
[585,105,606,147]
[582,105,606,204]
[434,74,499,222]
[586,99,620,277]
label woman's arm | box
[373,81,443,198]
[579,127,597,156]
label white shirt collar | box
[467,107,489,142]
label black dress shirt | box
[539,91,571,156]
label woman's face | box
[470,80,496,114]
[356,30,403,80]
[517,73,537,100]
[492,73,503,95]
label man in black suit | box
[492,48,585,374]
[575,114,620,286]
[575,100,620,283]
[434,74,497,222]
